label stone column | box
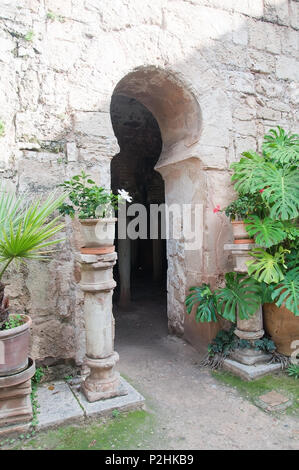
[79,251,125,402]
[223,244,281,378]
[118,237,131,307]
[224,243,267,364]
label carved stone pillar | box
[224,243,265,351]
[79,252,126,402]
[118,237,131,307]
[223,243,281,379]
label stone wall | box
[0,0,298,363]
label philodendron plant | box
[185,273,262,323]
[230,126,299,316]
[0,188,66,330]
[189,126,299,323]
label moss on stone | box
[212,370,299,415]
[10,410,161,451]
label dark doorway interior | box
[110,94,167,318]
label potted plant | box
[214,194,262,243]
[0,189,65,376]
[59,171,132,250]
[229,126,299,355]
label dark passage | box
[110,95,167,328]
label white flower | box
[118,189,132,203]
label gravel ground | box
[114,284,299,450]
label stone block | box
[232,14,248,46]
[76,377,145,418]
[276,56,299,81]
[249,50,275,74]
[290,1,299,30]
[255,390,293,412]
[264,0,290,26]
[249,20,281,54]
[37,381,84,429]
[197,145,227,169]
[35,377,144,431]
[66,142,78,162]
[234,119,256,137]
[256,78,284,98]
[227,72,255,94]
[257,107,281,121]
[281,28,299,58]
[223,359,282,381]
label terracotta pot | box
[0,315,32,377]
[231,220,252,242]
[263,303,299,356]
[80,246,115,255]
[80,218,117,248]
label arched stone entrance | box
[110,66,219,347]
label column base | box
[230,348,271,366]
[82,371,128,402]
[223,358,281,381]
[0,358,35,436]
[234,328,264,340]
[81,353,128,403]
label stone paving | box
[36,378,144,431]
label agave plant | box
[287,363,299,379]
[0,187,65,328]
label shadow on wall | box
[3,0,297,360]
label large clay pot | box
[263,303,299,356]
[0,315,32,376]
[80,218,117,248]
[231,220,254,244]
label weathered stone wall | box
[0,0,298,362]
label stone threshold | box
[223,358,282,381]
[36,377,145,431]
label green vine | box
[30,367,45,429]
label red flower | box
[213,205,221,213]
[259,189,265,193]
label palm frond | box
[0,191,66,279]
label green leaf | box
[244,216,286,248]
[258,163,299,220]
[185,284,218,323]
[263,126,299,165]
[215,272,262,321]
[285,247,299,270]
[260,282,275,304]
[246,247,286,284]
[230,151,264,194]
[272,267,299,316]
[0,191,66,278]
